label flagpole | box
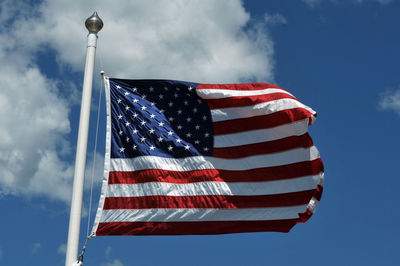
[65,12,103,266]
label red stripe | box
[108,158,323,184]
[109,169,223,184]
[217,159,323,183]
[213,108,314,135]
[96,220,297,235]
[103,190,317,209]
[206,93,297,110]
[197,83,284,91]
[212,133,314,159]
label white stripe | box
[110,146,320,172]
[106,174,322,197]
[196,88,293,99]
[211,98,315,122]
[99,205,308,222]
[214,118,309,148]
[93,76,113,235]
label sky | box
[0,0,399,265]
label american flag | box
[92,78,324,235]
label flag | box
[92,77,324,235]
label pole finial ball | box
[85,11,103,33]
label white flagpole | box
[65,12,103,266]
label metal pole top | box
[85,11,103,33]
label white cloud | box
[264,13,287,25]
[31,243,41,254]
[105,246,113,258]
[355,0,392,3]
[57,243,67,255]
[379,89,400,115]
[303,0,392,7]
[0,0,276,202]
[303,0,321,7]
[102,259,124,266]
[26,0,275,83]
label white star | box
[133,113,138,118]
[132,144,137,150]
[186,133,192,138]
[176,138,182,143]
[140,137,146,142]
[149,145,155,150]
[142,94,147,99]
[125,122,130,126]
[184,145,190,150]
[149,129,155,134]
[149,87,154,92]
[203,147,209,151]
[119,130,123,135]
[133,99,139,103]
[193,108,198,113]
[169,117,174,121]
[186,117,192,122]
[150,114,156,119]
[202,116,207,120]
[159,94,164,99]
[177,110,182,115]
[116,85,121,89]
[184,100,188,105]
[177,125,183,130]
[132,129,138,134]
[176,87,180,91]
[198,99,202,104]
[174,93,179,98]
[124,92,130,96]
[168,102,173,107]
[168,145,173,151]
[160,109,165,113]
[117,99,122,104]
[151,102,155,106]
[164,87,169,91]
[195,125,200,130]
[132,87,138,92]
[141,106,147,111]
[188,86,193,91]
[140,121,146,126]
[126,137,130,142]
[168,131,173,136]
[204,132,210,137]
[158,137,163,142]
[119,147,125,152]
[125,106,130,111]
[118,114,123,120]
[158,122,164,127]
[194,140,200,144]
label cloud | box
[31,243,41,254]
[379,88,400,115]
[302,0,392,7]
[0,0,276,203]
[354,0,392,3]
[26,0,275,83]
[302,0,321,7]
[105,246,113,258]
[101,259,124,266]
[57,243,67,255]
[264,13,287,26]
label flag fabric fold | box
[92,77,324,235]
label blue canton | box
[109,79,214,159]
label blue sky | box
[1,0,400,265]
